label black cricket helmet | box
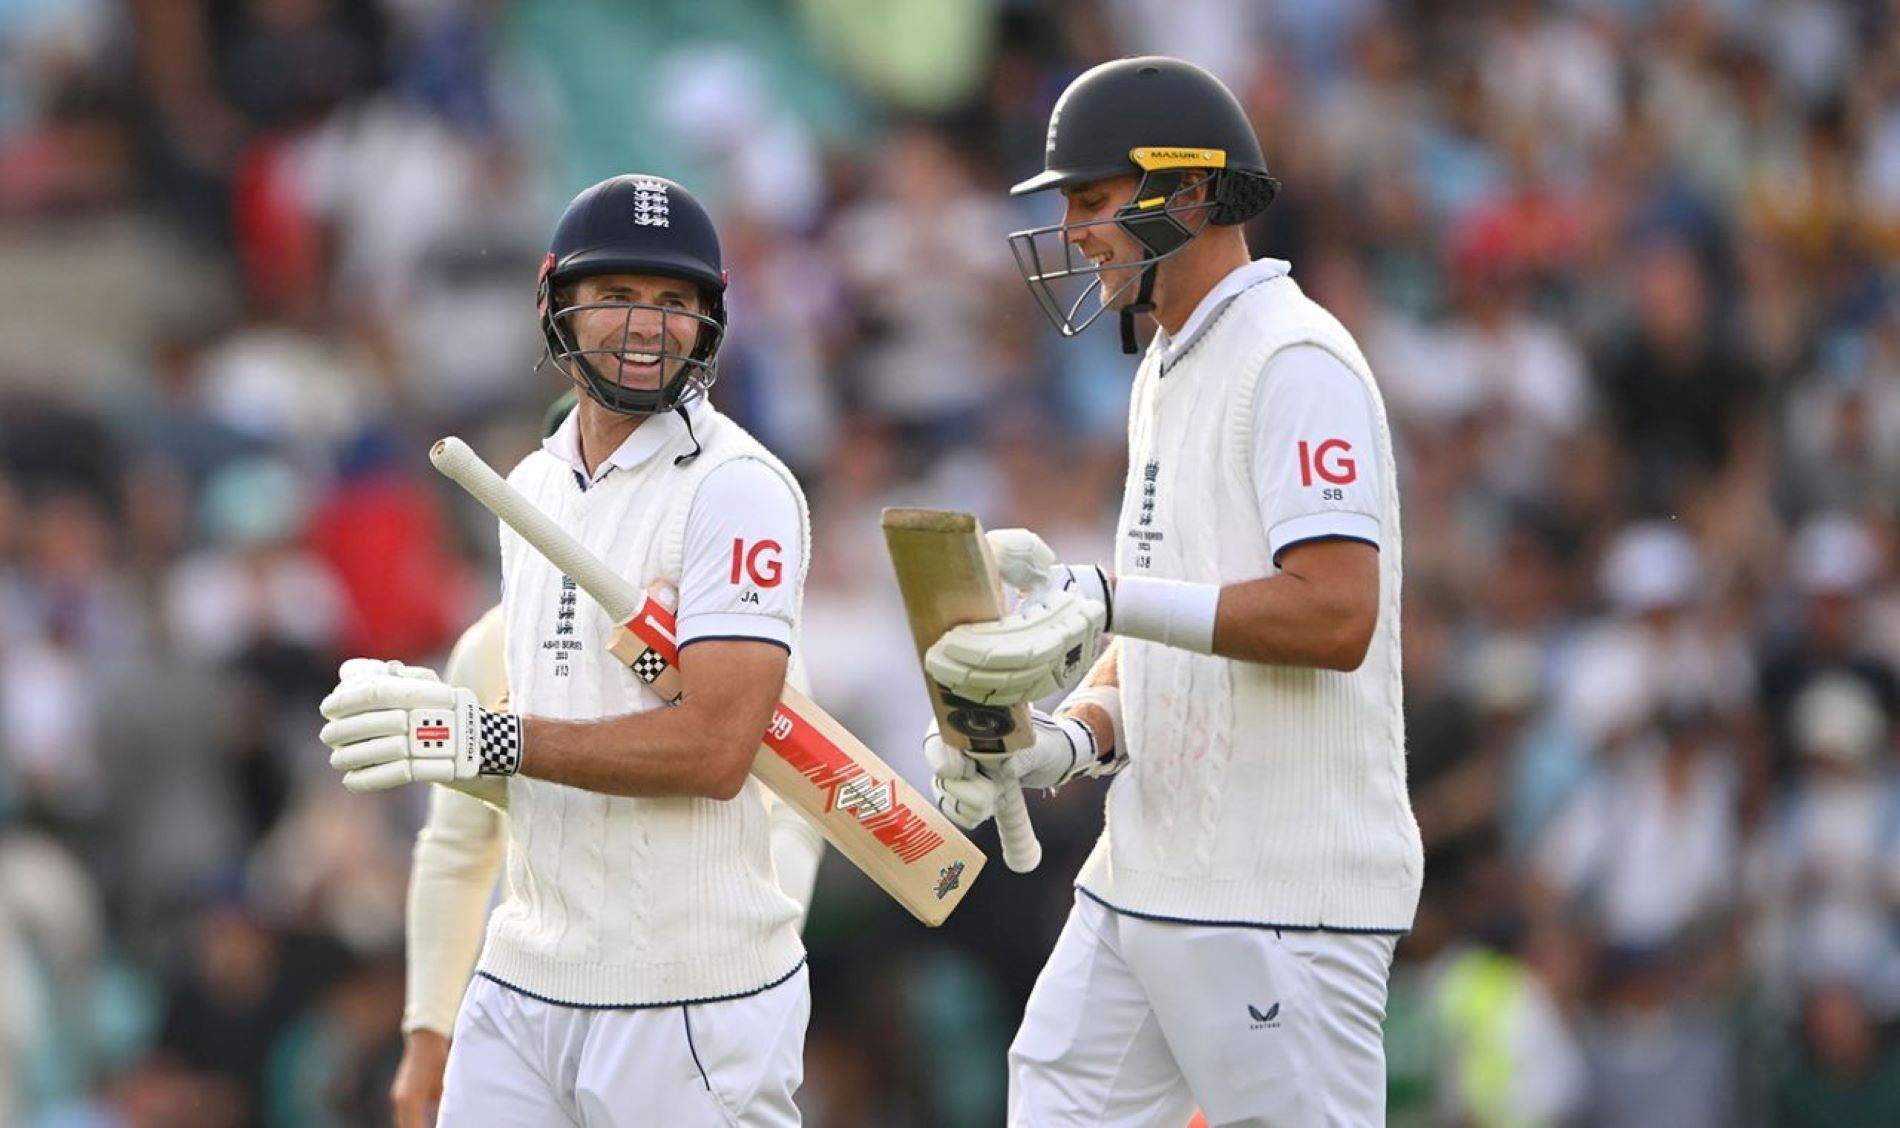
[537,174,728,416]
[1008,57,1279,348]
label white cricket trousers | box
[436,967,809,1127]
[1009,893,1398,1128]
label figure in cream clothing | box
[922,58,1423,1128]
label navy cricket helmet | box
[1007,57,1279,351]
[537,175,728,416]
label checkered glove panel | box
[476,709,523,776]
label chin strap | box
[672,404,703,466]
[1119,264,1158,355]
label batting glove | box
[319,660,524,793]
[988,528,1113,625]
[924,588,1105,706]
[922,710,1098,829]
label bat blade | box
[431,437,985,925]
[882,508,1042,873]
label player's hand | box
[389,1028,450,1128]
[924,588,1105,706]
[922,711,1096,829]
[988,528,1112,621]
[319,661,523,792]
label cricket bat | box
[429,437,983,926]
[882,508,1041,873]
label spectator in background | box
[1597,236,1767,515]
[1752,675,1900,1018]
[0,828,108,1121]
[1758,512,1898,783]
[1775,984,1900,1128]
[829,124,1021,455]
[1432,210,1593,504]
[1781,316,1900,517]
[0,489,143,825]
[153,893,346,1128]
[305,432,470,665]
[161,457,342,671]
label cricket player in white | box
[385,606,823,1126]
[319,175,823,1126]
[922,58,1424,1127]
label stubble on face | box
[569,275,705,393]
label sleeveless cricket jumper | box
[1009,260,1423,1128]
[437,402,813,1128]
[483,404,810,1007]
[1082,261,1423,931]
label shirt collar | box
[541,397,705,483]
[1152,257,1291,364]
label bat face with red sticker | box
[607,587,966,891]
[429,436,986,926]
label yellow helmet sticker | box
[1130,147,1227,171]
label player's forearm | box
[1104,574,1373,670]
[1079,638,1121,690]
[1061,640,1122,756]
[1104,540,1378,671]
[519,694,771,800]
[1208,570,1376,670]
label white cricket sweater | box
[481,406,810,1006]
[1078,265,1425,931]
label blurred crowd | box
[2,0,1899,1125]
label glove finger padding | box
[923,590,1105,707]
[931,773,1000,829]
[319,709,407,749]
[342,759,418,793]
[338,657,399,682]
[338,658,443,683]
[921,722,979,782]
[987,528,1057,598]
[321,674,459,720]
[328,732,409,772]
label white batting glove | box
[922,710,1099,829]
[319,661,524,793]
[988,528,1113,623]
[924,588,1105,706]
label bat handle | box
[989,774,1042,873]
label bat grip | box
[972,754,1042,873]
[430,436,641,622]
[992,781,1043,873]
